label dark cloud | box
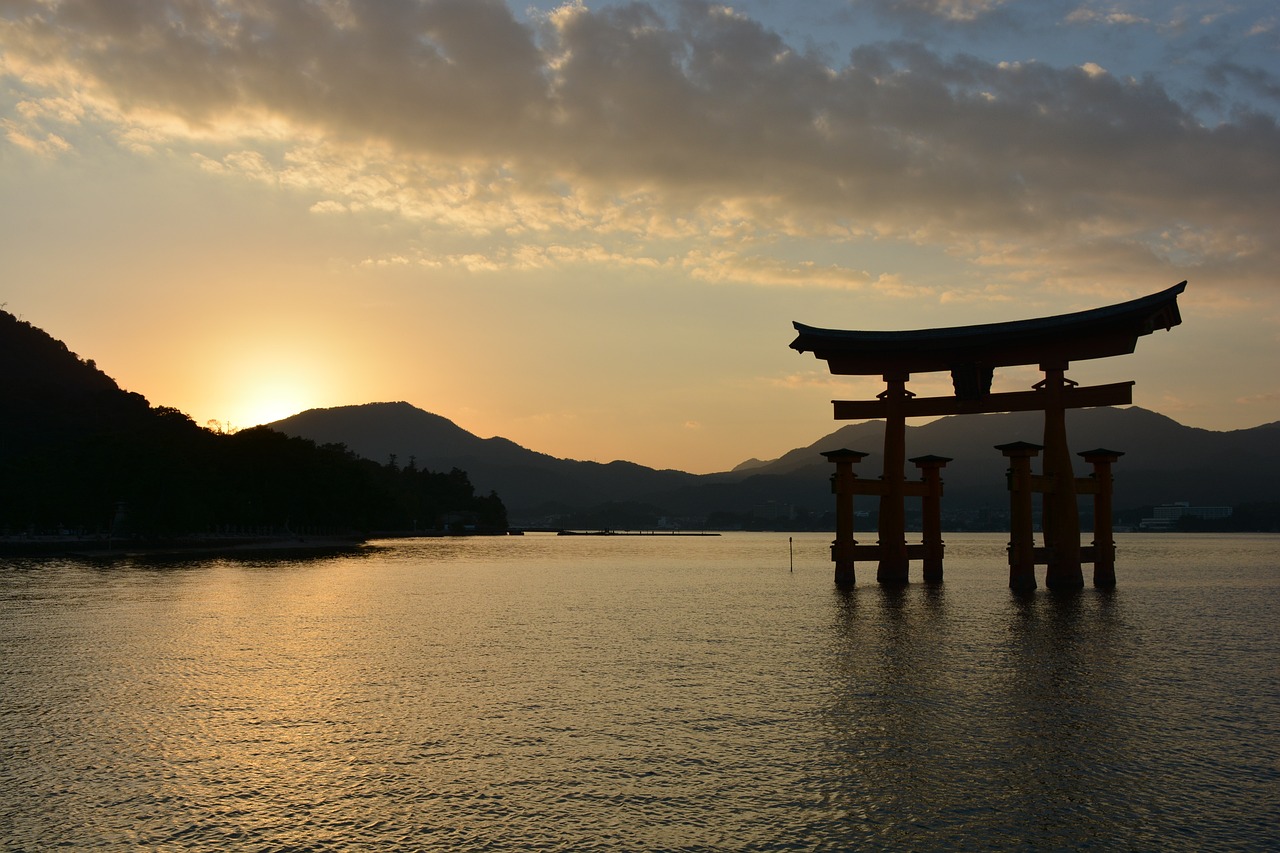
[1206,61,1280,104]
[3,0,1276,278]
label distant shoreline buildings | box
[1139,501,1233,531]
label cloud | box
[766,369,959,400]
[1064,6,1149,27]
[2,0,1277,294]
[766,371,868,391]
[683,251,874,290]
[309,199,348,214]
[1205,61,1280,104]
[2,120,71,155]
[1235,391,1280,404]
[1157,392,1200,413]
[861,0,1015,26]
[1247,17,1277,38]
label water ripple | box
[1,533,1277,850]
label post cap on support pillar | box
[995,441,1044,458]
[909,454,953,468]
[821,448,871,463]
[1078,448,1125,463]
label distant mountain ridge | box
[272,401,1280,522]
[271,402,699,515]
[730,407,1280,511]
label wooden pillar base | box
[877,550,910,585]
[835,564,856,588]
[998,441,1041,592]
[832,534,857,588]
[823,448,869,589]
[1045,564,1085,589]
[1081,448,1123,589]
[1092,538,1117,588]
[1009,557,1037,591]
[911,454,951,585]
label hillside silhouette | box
[725,407,1280,508]
[0,311,506,542]
[273,402,700,513]
[273,401,1280,528]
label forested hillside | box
[0,311,506,538]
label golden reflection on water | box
[1,533,1277,850]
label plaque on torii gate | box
[790,281,1185,589]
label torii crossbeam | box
[790,282,1186,589]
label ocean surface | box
[1,532,1277,851]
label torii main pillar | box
[1038,362,1084,588]
[876,373,911,584]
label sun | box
[211,345,338,430]
[235,379,319,428]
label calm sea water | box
[2,532,1277,851]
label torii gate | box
[790,282,1186,590]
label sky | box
[2,0,1277,474]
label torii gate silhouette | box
[790,282,1186,590]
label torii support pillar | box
[823,448,869,588]
[910,454,952,584]
[998,441,1042,591]
[1080,448,1124,588]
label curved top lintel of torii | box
[791,281,1186,379]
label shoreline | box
[0,528,518,559]
[0,535,369,559]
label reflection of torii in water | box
[790,281,1186,590]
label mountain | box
[716,407,1280,513]
[270,402,699,516]
[271,401,1280,524]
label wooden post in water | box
[1080,448,1123,588]
[1038,363,1084,589]
[877,373,912,586]
[998,441,1042,591]
[823,449,869,588]
[911,454,952,584]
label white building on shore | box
[1139,502,1233,531]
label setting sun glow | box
[214,346,333,430]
